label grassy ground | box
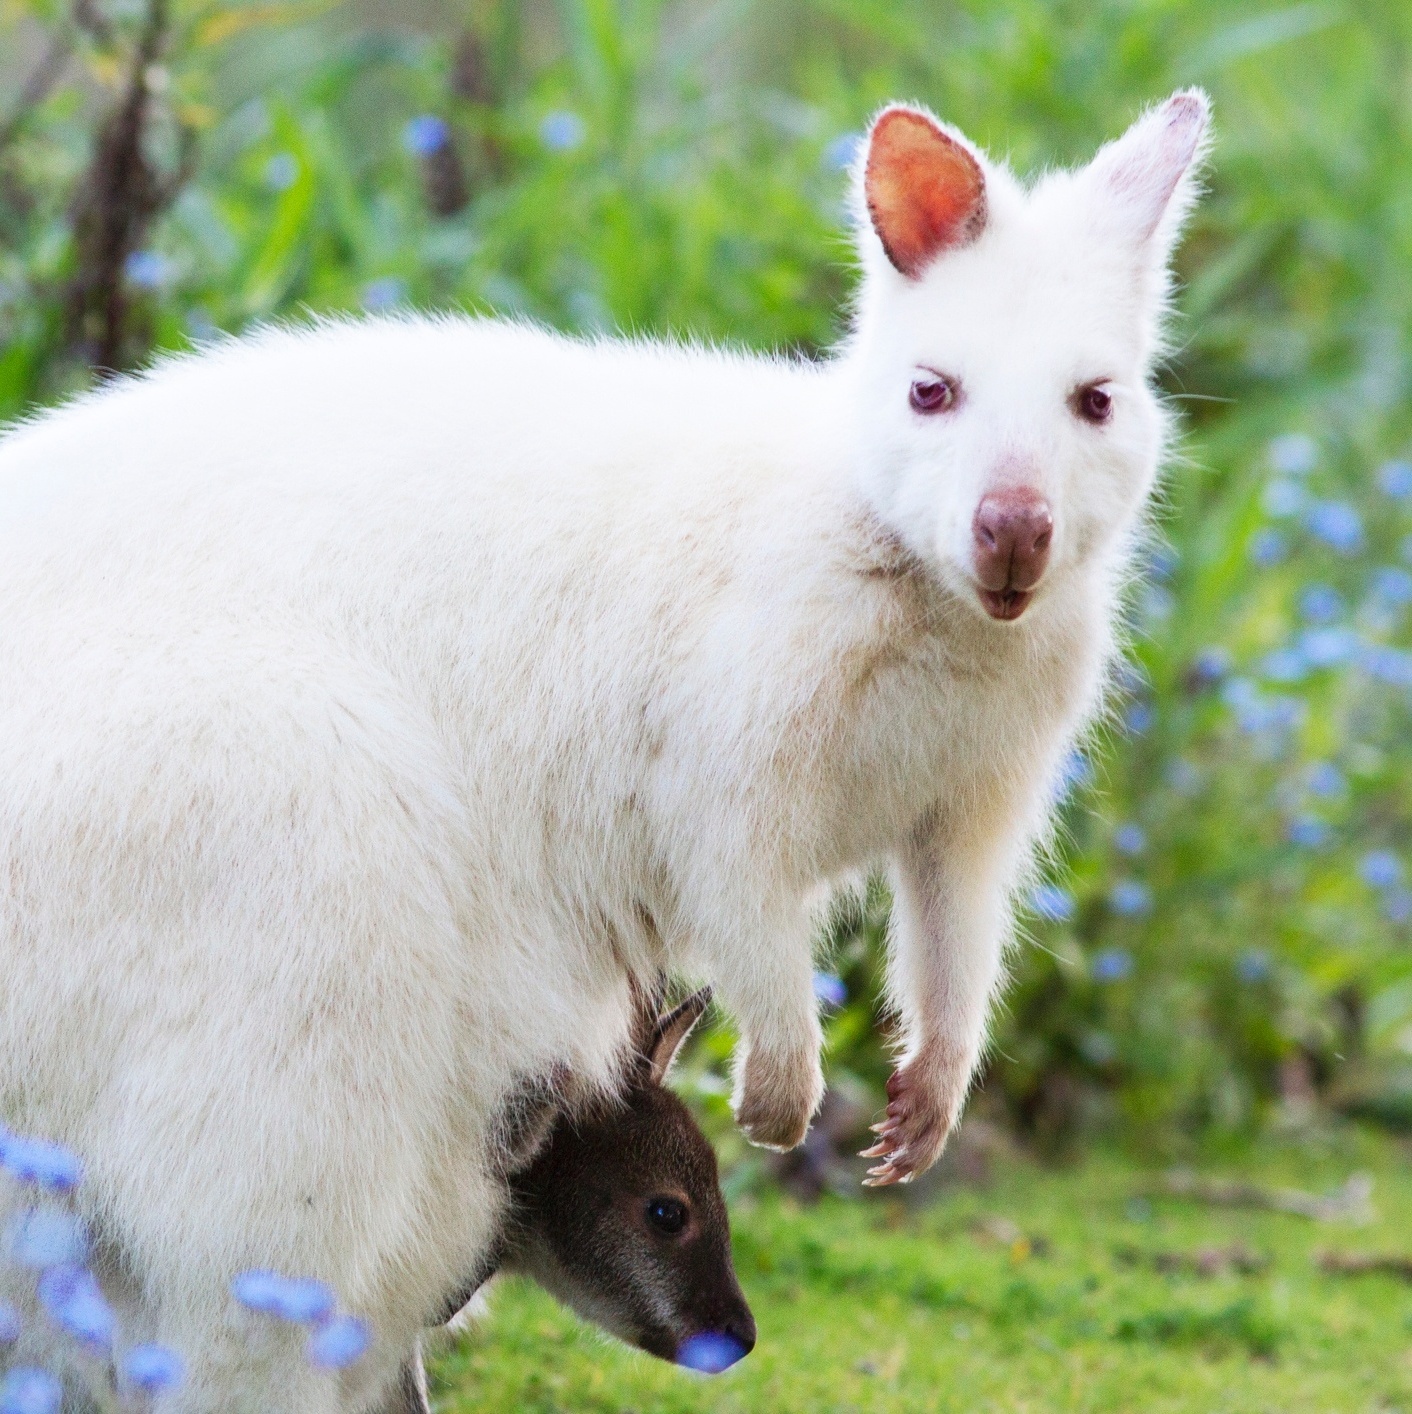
[432,1125,1412,1414]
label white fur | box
[0,93,1207,1409]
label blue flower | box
[1287,815,1330,849]
[1124,701,1155,734]
[1091,947,1134,982]
[539,110,586,152]
[263,152,299,191]
[275,1279,336,1324]
[231,1271,334,1324]
[1146,546,1180,582]
[1263,478,1307,517]
[812,972,846,1009]
[1298,583,1343,623]
[123,250,170,290]
[1306,501,1364,555]
[1113,823,1146,856]
[1030,884,1074,923]
[1221,676,1259,711]
[1377,459,1412,498]
[1371,567,1412,607]
[361,278,407,313]
[231,1270,286,1314]
[7,1208,88,1268]
[1360,644,1412,686]
[307,1315,371,1370]
[1223,679,1305,734]
[0,1135,82,1191]
[1360,851,1402,889]
[1055,750,1093,797]
[36,1267,114,1350]
[122,1344,185,1393]
[1268,433,1317,476]
[1306,761,1344,798]
[1298,626,1359,669]
[822,132,863,171]
[674,1330,748,1374]
[1189,646,1231,684]
[1108,881,1152,917]
[1384,887,1412,924]
[0,1368,61,1414]
[0,1304,20,1344]
[1259,647,1307,683]
[1249,529,1287,566]
[402,114,450,157]
[1235,948,1272,983]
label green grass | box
[432,1126,1412,1413]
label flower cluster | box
[1006,429,1412,1137]
[1,1125,371,1407]
[231,1272,370,1369]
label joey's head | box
[849,92,1211,622]
[507,988,755,1373]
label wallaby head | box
[850,90,1211,622]
[503,988,755,1373]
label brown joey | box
[503,986,755,1372]
[385,989,754,1414]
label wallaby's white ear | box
[864,106,987,279]
[645,987,712,1085]
[1086,89,1211,254]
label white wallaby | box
[0,91,1208,1410]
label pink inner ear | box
[865,109,987,279]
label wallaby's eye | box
[645,1196,688,1236]
[909,374,958,415]
[1073,382,1114,425]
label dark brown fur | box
[380,989,753,1414]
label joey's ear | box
[864,106,987,279]
[645,987,713,1086]
[1085,89,1211,256]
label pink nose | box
[971,490,1053,620]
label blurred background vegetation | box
[2,0,1411,1173]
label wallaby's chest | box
[794,583,1096,870]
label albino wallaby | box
[383,989,754,1414]
[0,92,1208,1410]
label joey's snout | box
[971,489,1053,621]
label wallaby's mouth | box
[978,586,1033,620]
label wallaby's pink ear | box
[645,987,712,1085]
[1085,89,1211,252]
[864,106,987,279]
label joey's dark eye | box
[1074,383,1114,425]
[909,375,958,415]
[645,1196,688,1235]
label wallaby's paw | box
[733,1045,821,1151]
[860,1047,968,1186]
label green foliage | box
[431,1128,1412,1412]
[2,0,1411,1144]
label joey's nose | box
[971,490,1053,620]
[726,1310,757,1356]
